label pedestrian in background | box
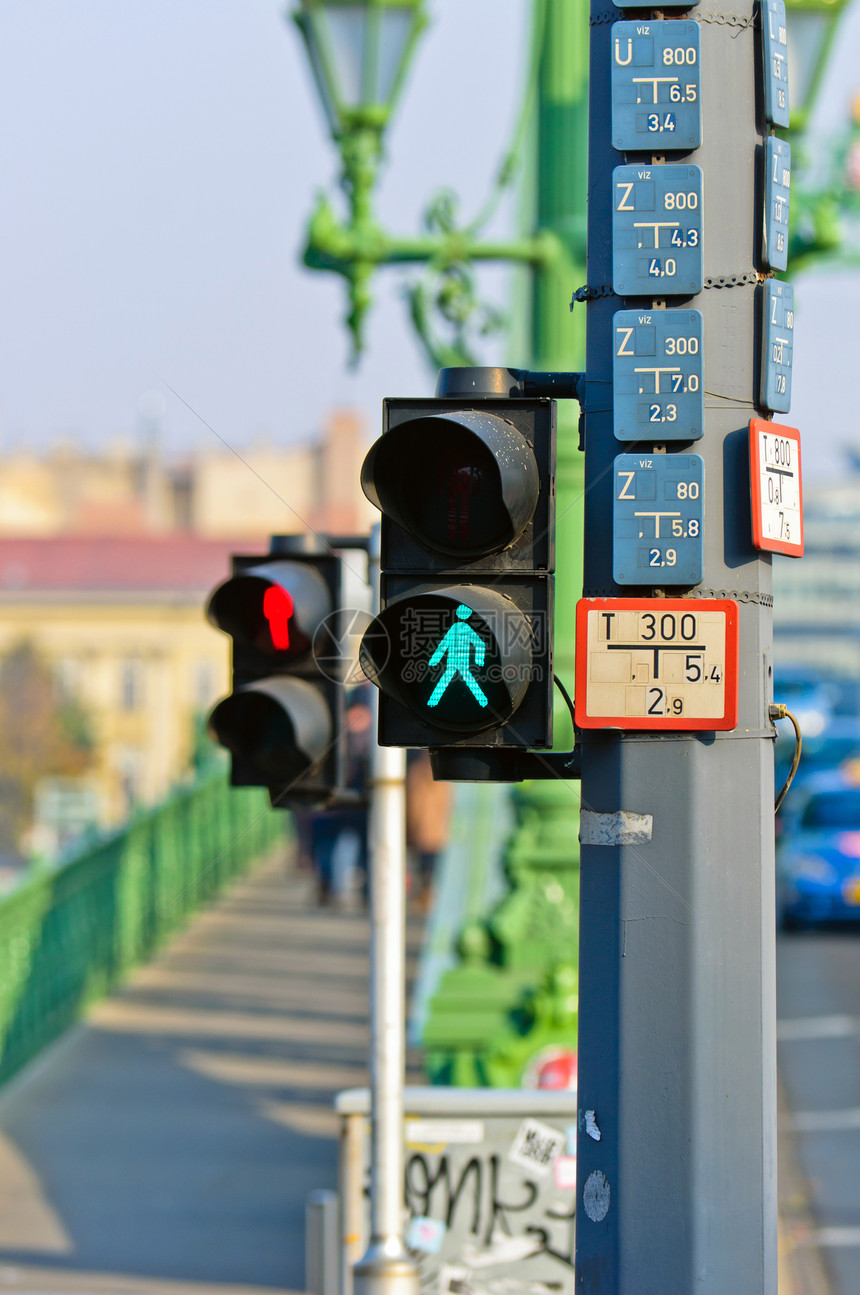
[312,687,372,906]
[405,751,451,913]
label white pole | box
[353,525,418,1295]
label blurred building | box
[0,409,375,539]
[0,535,254,830]
[0,408,374,846]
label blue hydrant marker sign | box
[611,21,701,152]
[613,453,705,585]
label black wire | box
[554,674,577,729]
[774,708,802,814]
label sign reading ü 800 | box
[611,21,702,152]
[612,166,703,296]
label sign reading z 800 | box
[575,597,739,731]
[611,21,701,152]
[612,166,704,296]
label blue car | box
[777,772,860,928]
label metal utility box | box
[335,1087,578,1295]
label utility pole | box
[575,0,784,1289]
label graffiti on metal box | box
[404,1125,575,1295]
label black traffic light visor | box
[208,677,333,786]
[360,586,535,735]
[207,561,331,661]
[361,410,540,558]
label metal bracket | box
[429,746,581,783]
[435,365,585,403]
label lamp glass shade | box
[296,0,424,132]
[376,9,415,105]
[323,7,367,109]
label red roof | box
[0,536,265,595]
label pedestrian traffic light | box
[206,537,351,807]
[359,368,555,757]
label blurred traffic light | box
[207,537,353,807]
[359,370,556,757]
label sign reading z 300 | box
[612,166,704,296]
[613,308,703,441]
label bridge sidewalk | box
[0,849,422,1295]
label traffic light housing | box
[206,537,351,808]
[360,370,556,755]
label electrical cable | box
[554,674,577,730]
[770,703,802,814]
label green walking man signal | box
[426,605,489,710]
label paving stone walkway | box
[0,851,422,1295]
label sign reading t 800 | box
[611,21,701,152]
[749,418,803,557]
[575,597,739,731]
[613,308,703,441]
[612,166,704,296]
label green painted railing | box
[0,774,285,1086]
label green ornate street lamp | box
[290,0,560,363]
[785,0,847,131]
[293,0,428,354]
[291,0,591,1089]
[784,0,853,269]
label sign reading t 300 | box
[575,598,739,731]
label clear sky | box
[0,1,525,458]
[0,1,857,479]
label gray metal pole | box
[353,525,418,1295]
[575,1,778,1291]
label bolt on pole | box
[574,0,783,1290]
[353,525,418,1295]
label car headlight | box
[785,855,838,886]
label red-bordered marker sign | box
[575,597,739,731]
[749,419,804,557]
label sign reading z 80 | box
[611,21,701,152]
[613,453,704,586]
[575,598,739,731]
[760,278,794,414]
[612,166,704,296]
[613,308,703,441]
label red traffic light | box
[207,560,330,661]
[263,585,295,650]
